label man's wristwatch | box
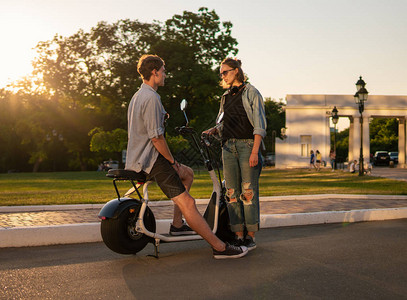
[170,160,176,166]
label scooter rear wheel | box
[100,202,156,254]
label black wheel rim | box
[126,213,144,240]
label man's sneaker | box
[244,236,257,251]
[169,220,196,236]
[213,243,248,259]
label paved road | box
[1,219,406,299]
[370,166,407,181]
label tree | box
[4,8,239,172]
[333,128,349,162]
[89,127,128,153]
[370,118,398,153]
[88,127,127,165]
[148,7,239,135]
[331,117,398,164]
[31,7,238,135]
[0,90,30,172]
[263,98,286,153]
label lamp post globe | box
[332,106,339,125]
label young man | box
[125,54,248,259]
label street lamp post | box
[354,76,369,176]
[332,106,339,169]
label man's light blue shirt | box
[125,83,167,173]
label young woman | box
[316,150,322,171]
[206,58,267,250]
[329,149,336,171]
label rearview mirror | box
[180,99,189,126]
[180,99,187,111]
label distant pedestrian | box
[365,162,372,175]
[309,150,316,170]
[349,160,357,173]
[316,150,322,171]
[329,149,336,172]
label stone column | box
[399,118,406,167]
[363,116,370,166]
[326,116,331,163]
[348,117,354,162]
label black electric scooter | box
[98,100,233,257]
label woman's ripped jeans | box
[222,139,262,233]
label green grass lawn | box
[0,168,406,206]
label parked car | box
[264,153,275,166]
[373,151,390,166]
[102,160,119,170]
[388,152,398,164]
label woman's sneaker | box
[169,220,196,236]
[244,236,257,251]
[213,243,248,259]
[231,237,245,247]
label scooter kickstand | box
[148,238,160,259]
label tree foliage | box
[369,118,398,153]
[1,8,238,172]
[31,7,238,133]
[89,128,128,153]
[263,98,286,153]
[333,117,398,162]
[332,128,349,162]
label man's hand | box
[171,160,180,171]
[173,162,192,182]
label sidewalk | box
[1,194,407,248]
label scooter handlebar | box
[201,132,211,147]
[175,126,195,136]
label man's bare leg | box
[172,191,225,251]
[172,164,193,227]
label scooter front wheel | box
[100,202,156,254]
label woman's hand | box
[249,152,259,167]
[202,127,217,136]
[249,134,262,168]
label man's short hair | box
[137,54,164,81]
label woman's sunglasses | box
[219,68,235,78]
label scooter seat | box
[106,169,146,183]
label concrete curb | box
[1,207,407,248]
[0,223,101,248]
[260,207,407,228]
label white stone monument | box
[275,94,407,168]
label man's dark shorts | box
[145,154,186,199]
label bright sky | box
[1,0,407,103]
